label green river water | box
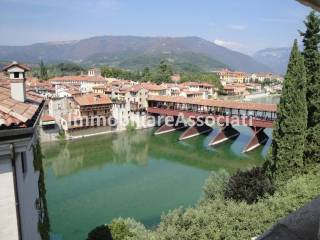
[42,96,279,240]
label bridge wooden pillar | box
[154,118,187,135]
[243,126,269,153]
[179,121,212,141]
[209,124,240,146]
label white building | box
[112,85,151,130]
[50,75,106,93]
[87,68,101,77]
[48,96,75,126]
[180,82,217,99]
[0,62,47,240]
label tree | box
[87,225,113,240]
[141,67,151,82]
[201,170,229,202]
[224,167,275,204]
[180,72,223,91]
[300,11,320,164]
[152,60,172,84]
[267,40,308,178]
[39,60,48,81]
[109,219,135,240]
[158,60,172,75]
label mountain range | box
[253,47,292,75]
[0,36,272,73]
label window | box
[14,72,20,78]
[21,152,27,176]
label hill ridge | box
[0,35,271,72]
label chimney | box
[2,61,30,102]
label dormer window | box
[14,72,19,78]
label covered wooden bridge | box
[147,95,278,152]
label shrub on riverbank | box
[86,225,112,240]
[109,218,149,240]
[201,169,229,202]
[108,165,320,240]
[109,220,133,240]
[224,167,275,204]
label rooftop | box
[224,84,247,90]
[141,83,167,91]
[41,114,55,122]
[148,95,277,112]
[129,84,145,93]
[2,62,30,72]
[74,94,112,106]
[50,75,106,83]
[181,82,214,88]
[0,85,44,129]
[182,90,206,95]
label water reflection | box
[42,128,269,240]
[43,131,151,176]
[42,128,266,177]
[43,96,277,239]
[112,131,149,166]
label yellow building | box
[214,69,246,83]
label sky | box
[0,0,312,55]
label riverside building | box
[0,62,46,240]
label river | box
[42,96,279,240]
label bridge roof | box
[148,95,277,112]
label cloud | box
[213,39,243,49]
[227,24,247,30]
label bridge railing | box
[147,103,277,122]
[147,107,275,129]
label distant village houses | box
[1,64,282,140]
[214,69,283,85]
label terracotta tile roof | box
[181,82,214,88]
[163,83,179,88]
[148,95,277,112]
[0,86,44,128]
[182,90,206,95]
[224,86,238,90]
[111,79,132,84]
[64,86,82,96]
[141,83,167,91]
[129,84,145,92]
[49,75,106,83]
[27,80,53,89]
[224,84,247,90]
[92,84,108,89]
[74,94,112,106]
[41,115,55,122]
[2,62,30,71]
